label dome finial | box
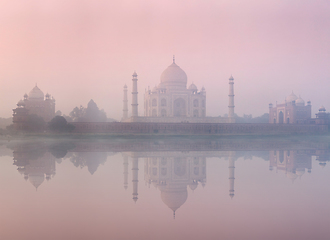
[173,210,176,219]
[173,55,175,64]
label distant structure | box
[12,85,55,129]
[269,92,311,124]
[314,106,330,125]
[122,57,234,123]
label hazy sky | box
[1,0,330,120]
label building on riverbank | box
[122,57,235,123]
[12,85,55,129]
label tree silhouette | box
[48,116,75,132]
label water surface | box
[0,137,329,240]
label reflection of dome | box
[29,85,44,100]
[296,168,305,177]
[161,189,188,213]
[286,172,298,181]
[295,96,305,106]
[17,167,25,175]
[160,61,187,89]
[29,173,45,189]
[286,92,298,103]
[189,182,198,191]
[319,162,326,168]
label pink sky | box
[1,0,330,120]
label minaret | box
[131,72,138,118]
[228,75,235,123]
[123,155,129,190]
[228,151,235,199]
[123,85,128,120]
[132,157,139,202]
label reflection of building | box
[123,57,235,123]
[13,151,56,190]
[144,156,206,218]
[12,85,55,129]
[269,92,311,124]
[122,151,238,217]
[269,150,312,181]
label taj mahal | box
[122,57,236,123]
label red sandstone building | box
[12,85,55,129]
[269,92,311,124]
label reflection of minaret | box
[228,151,235,199]
[228,75,235,123]
[122,84,128,120]
[132,157,139,202]
[131,72,138,118]
[123,155,129,190]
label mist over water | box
[1,136,330,240]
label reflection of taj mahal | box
[123,151,237,217]
[122,57,235,123]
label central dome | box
[160,60,187,89]
[29,85,44,100]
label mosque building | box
[122,57,235,123]
[269,92,311,124]
[12,85,56,129]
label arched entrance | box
[173,98,186,117]
[278,111,284,124]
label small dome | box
[160,60,187,89]
[295,96,305,106]
[188,83,197,90]
[29,85,44,100]
[229,75,234,80]
[286,172,298,181]
[158,82,166,89]
[286,92,298,103]
[17,99,25,106]
[319,106,326,112]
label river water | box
[0,136,329,240]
